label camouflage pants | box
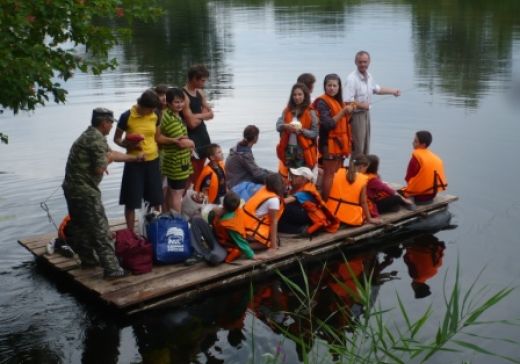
[64,192,121,274]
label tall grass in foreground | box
[256,258,519,364]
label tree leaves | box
[0,0,162,113]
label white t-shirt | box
[344,70,381,107]
[255,196,280,218]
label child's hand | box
[286,124,299,133]
[125,140,142,151]
[401,196,414,205]
[124,134,144,151]
[191,192,205,203]
[202,106,214,120]
[178,138,195,149]
[134,152,145,162]
[368,217,383,225]
[343,103,355,114]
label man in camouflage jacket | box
[62,108,144,278]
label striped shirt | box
[160,110,193,181]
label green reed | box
[254,257,519,364]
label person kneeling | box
[279,167,339,235]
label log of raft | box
[18,193,457,315]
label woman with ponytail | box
[326,156,381,226]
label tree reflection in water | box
[119,0,520,109]
[407,0,520,108]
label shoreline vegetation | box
[254,260,519,364]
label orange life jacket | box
[58,215,71,241]
[404,243,444,284]
[241,186,284,248]
[328,257,364,299]
[403,148,447,198]
[314,94,351,157]
[249,284,289,316]
[276,107,317,168]
[278,160,290,189]
[326,168,368,226]
[213,212,246,246]
[294,181,339,234]
[194,161,226,203]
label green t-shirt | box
[160,110,193,181]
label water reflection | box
[407,0,520,107]
[121,0,233,98]
[2,0,519,362]
[403,234,446,299]
[122,233,447,363]
[82,314,120,364]
[1,329,62,364]
[119,0,519,108]
[132,288,250,363]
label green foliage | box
[262,259,519,364]
[0,0,162,113]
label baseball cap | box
[289,167,313,181]
[91,107,116,123]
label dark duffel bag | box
[115,229,153,274]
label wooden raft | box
[18,194,457,315]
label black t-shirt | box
[183,88,211,159]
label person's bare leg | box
[125,207,135,231]
[170,189,184,213]
[321,159,339,201]
[161,177,169,212]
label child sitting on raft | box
[194,143,227,204]
[279,167,339,235]
[241,173,285,249]
[211,191,256,262]
[326,158,381,226]
[190,191,256,264]
[401,130,447,204]
[359,155,415,216]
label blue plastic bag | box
[146,213,193,264]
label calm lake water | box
[1,0,520,363]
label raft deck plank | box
[18,194,457,314]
